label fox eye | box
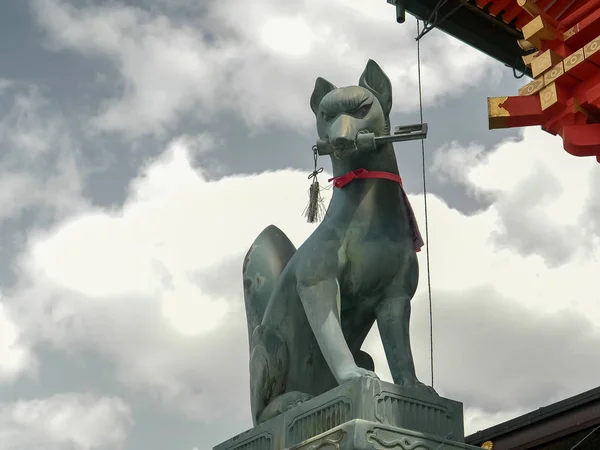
[321,111,336,122]
[351,104,371,119]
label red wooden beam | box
[547,0,580,19]
[562,0,600,28]
[563,8,600,49]
[502,4,525,25]
[584,36,600,66]
[476,0,493,8]
[542,99,586,135]
[488,0,515,16]
[562,124,600,157]
[563,47,600,81]
[518,0,563,29]
[573,72,600,109]
[481,0,600,162]
[488,95,545,129]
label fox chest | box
[336,230,408,296]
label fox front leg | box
[377,294,435,394]
[297,278,378,385]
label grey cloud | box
[0,82,91,284]
[5,282,252,426]
[19,271,597,448]
[2,2,592,450]
[490,165,581,266]
[0,392,132,449]
[30,0,500,137]
[408,287,600,414]
[0,84,87,217]
[430,134,598,267]
[582,170,600,237]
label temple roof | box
[396,1,591,78]
[465,385,600,449]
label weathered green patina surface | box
[242,60,434,427]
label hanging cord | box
[416,0,449,40]
[416,0,468,41]
[510,48,537,79]
[512,56,528,79]
[416,19,434,389]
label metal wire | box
[416,0,468,41]
[569,424,600,450]
[416,19,434,388]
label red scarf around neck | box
[328,168,402,188]
[327,168,423,253]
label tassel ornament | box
[304,146,325,223]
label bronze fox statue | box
[242,59,434,425]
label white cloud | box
[3,126,599,445]
[5,137,327,424]
[259,16,316,57]
[0,299,35,383]
[464,407,530,436]
[432,127,600,266]
[30,0,500,135]
[430,141,486,187]
[0,394,132,450]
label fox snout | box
[327,115,360,150]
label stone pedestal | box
[214,377,481,450]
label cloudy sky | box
[1,1,599,449]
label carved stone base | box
[214,377,472,450]
[288,419,482,450]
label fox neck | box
[324,142,409,223]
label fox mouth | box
[316,129,375,157]
[332,146,356,159]
[330,139,354,150]
[331,143,354,152]
[329,132,362,151]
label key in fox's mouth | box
[329,137,355,150]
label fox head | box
[310,59,392,158]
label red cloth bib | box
[328,168,424,252]
[328,168,403,188]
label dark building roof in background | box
[466,386,600,449]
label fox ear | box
[359,59,392,116]
[310,77,337,116]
